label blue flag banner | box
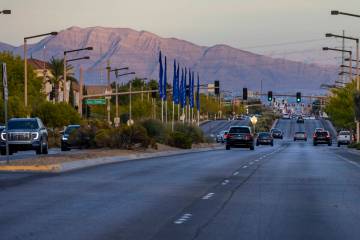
[158,51,163,99]
[172,60,176,102]
[180,68,184,108]
[190,71,194,108]
[196,73,200,110]
[182,68,187,107]
[175,63,180,104]
[163,56,167,100]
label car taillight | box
[224,134,229,139]
[327,133,330,138]
[245,134,252,140]
[313,133,316,138]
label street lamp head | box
[331,10,339,15]
[2,10,11,14]
[322,47,329,51]
[325,33,333,38]
[50,32,58,36]
[83,56,90,60]
[130,72,136,75]
[86,47,93,51]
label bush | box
[168,131,192,149]
[140,119,168,143]
[173,123,204,144]
[348,143,360,150]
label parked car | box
[225,126,254,150]
[256,132,274,146]
[270,128,283,139]
[282,114,291,119]
[294,131,307,141]
[216,130,228,143]
[61,125,81,151]
[337,130,351,147]
[0,118,48,155]
[313,130,332,146]
[296,116,304,123]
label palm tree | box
[48,57,77,103]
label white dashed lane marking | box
[222,179,230,185]
[202,193,215,200]
[233,171,239,176]
[174,213,193,224]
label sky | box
[1,0,360,64]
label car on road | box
[337,130,351,147]
[296,116,304,123]
[61,125,81,151]
[282,114,291,119]
[313,130,332,146]
[256,132,274,146]
[225,126,254,150]
[0,118,48,155]
[270,128,283,139]
[294,131,307,141]
[216,130,229,143]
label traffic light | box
[214,80,220,95]
[243,88,248,100]
[296,92,301,103]
[267,91,273,101]
[354,92,360,121]
[151,86,157,98]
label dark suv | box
[61,125,80,151]
[0,118,48,155]
[313,130,332,146]
[226,126,254,150]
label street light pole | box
[24,31,58,108]
[330,10,360,142]
[63,47,93,103]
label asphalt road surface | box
[200,118,249,137]
[1,119,360,240]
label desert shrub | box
[140,119,168,143]
[173,123,204,144]
[168,131,192,149]
[348,142,360,150]
[120,124,150,149]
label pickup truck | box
[0,118,48,155]
[337,131,351,147]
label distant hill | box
[0,26,337,94]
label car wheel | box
[226,145,230,150]
[250,145,254,150]
[328,142,332,146]
[42,141,48,155]
[313,142,317,146]
[271,142,274,146]
[36,140,43,155]
[256,142,259,146]
[337,143,340,147]
[294,138,296,141]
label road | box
[200,118,249,137]
[1,119,360,240]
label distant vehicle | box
[294,132,307,141]
[282,114,290,119]
[0,118,48,155]
[256,132,274,146]
[313,130,332,146]
[216,130,228,143]
[337,131,351,147]
[225,126,254,150]
[61,125,81,151]
[270,128,283,139]
[296,116,304,123]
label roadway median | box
[0,144,222,174]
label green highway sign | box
[85,99,106,105]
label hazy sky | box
[1,0,360,63]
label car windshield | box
[8,119,39,130]
[229,127,250,134]
[295,132,305,136]
[316,131,328,137]
[339,131,350,135]
[259,133,270,137]
[65,126,80,134]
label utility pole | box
[78,66,83,116]
[106,60,111,124]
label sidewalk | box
[0,145,223,174]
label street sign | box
[85,99,106,105]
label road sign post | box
[2,63,9,163]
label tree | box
[48,57,77,103]
[0,51,44,120]
[325,81,356,130]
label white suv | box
[337,131,351,147]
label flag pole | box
[161,99,164,122]
[172,101,175,131]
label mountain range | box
[0,26,338,95]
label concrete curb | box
[0,146,223,174]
